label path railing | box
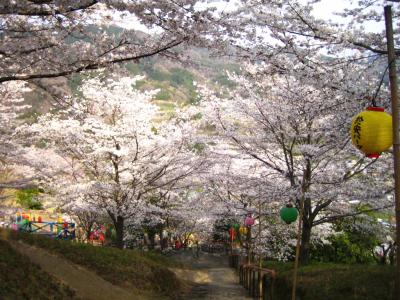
[229,254,276,300]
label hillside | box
[0,238,78,300]
[1,229,186,299]
[19,25,240,121]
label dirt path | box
[173,251,252,300]
[1,230,249,300]
[7,240,148,300]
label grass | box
[0,239,77,300]
[156,101,176,112]
[3,229,184,299]
[263,261,395,300]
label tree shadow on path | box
[171,250,252,300]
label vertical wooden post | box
[384,5,400,300]
[258,199,263,298]
[291,197,305,300]
[247,224,252,264]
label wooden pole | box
[384,6,400,300]
[247,224,252,264]
[291,197,305,300]
[258,200,262,298]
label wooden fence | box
[229,254,276,299]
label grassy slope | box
[263,261,395,300]
[0,239,77,300]
[3,229,184,299]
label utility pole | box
[384,4,400,300]
[258,199,263,298]
[291,196,304,300]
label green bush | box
[16,188,43,210]
[264,261,395,300]
[155,89,171,100]
[169,68,194,89]
[189,142,205,154]
[148,69,170,82]
[213,73,237,88]
[311,215,383,264]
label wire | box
[371,62,390,107]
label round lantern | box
[228,227,236,241]
[350,106,392,158]
[232,223,239,230]
[239,226,248,235]
[244,216,255,226]
[280,204,298,224]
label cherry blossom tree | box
[0,81,40,197]
[196,61,395,263]
[3,0,398,258]
[203,0,400,265]
[0,0,226,83]
[20,75,205,248]
[216,0,398,68]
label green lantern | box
[232,223,239,230]
[280,204,298,224]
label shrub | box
[264,261,395,300]
[16,188,43,210]
[155,89,171,100]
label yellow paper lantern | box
[350,106,393,158]
[239,226,248,235]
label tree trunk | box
[148,231,155,250]
[86,227,92,244]
[389,242,396,266]
[300,219,312,264]
[160,227,167,250]
[115,216,124,249]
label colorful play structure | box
[12,212,76,240]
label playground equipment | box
[13,212,76,240]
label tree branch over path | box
[0,0,99,16]
[0,38,186,83]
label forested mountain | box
[19,25,240,122]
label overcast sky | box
[111,0,395,34]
